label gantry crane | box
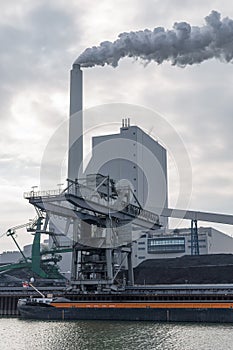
[23,174,161,291]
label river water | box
[0,318,231,350]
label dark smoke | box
[76,11,233,68]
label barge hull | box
[18,305,233,323]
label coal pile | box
[134,254,233,284]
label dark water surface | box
[0,318,232,350]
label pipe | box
[68,64,83,180]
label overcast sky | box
[1,0,233,252]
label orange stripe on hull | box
[50,302,233,309]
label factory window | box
[138,241,145,245]
[138,247,145,250]
[148,237,185,254]
[138,256,145,259]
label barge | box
[18,284,233,322]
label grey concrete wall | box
[209,228,233,254]
[91,125,168,228]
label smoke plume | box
[76,11,233,68]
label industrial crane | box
[0,214,70,279]
[23,174,161,290]
[3,217,39,263]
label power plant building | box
[90,120,168,228]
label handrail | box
[24,183,160,225]
[24,189,63,199]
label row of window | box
[148,238,185,246]
[136,237,207,255]
[148,245,185,254]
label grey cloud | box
[0,1,83,145]
[0,2,84,225]
[0,157,40,183]
[27,4,75,50]
[0,4,78,84]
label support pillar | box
[106,248,113,282]
[127,249,134,286]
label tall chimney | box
[68,64,83,180]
